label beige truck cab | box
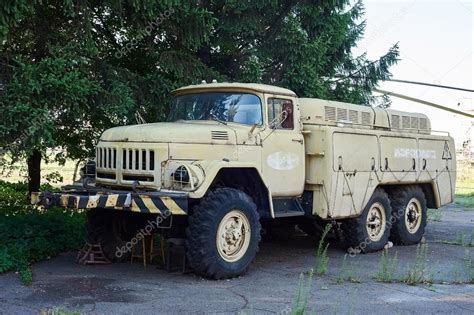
[33,82,456,279]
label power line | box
[384,79,474,93]
[374,88,474,118]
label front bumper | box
[31,187,188,215]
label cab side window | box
[267,98,294,129]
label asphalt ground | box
[0,204,473,314]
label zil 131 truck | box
[32,82,456,279]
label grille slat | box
[402,116,410,129]
[349,110,359,124]
[211,131,229,140]
[149,150,155,171]
[97,147,156,183]
[325,106,336,121]
[410,117,419,129]
[337,108,348,121]
[361,112,372,125]
[420,118,428,130]
[391,115,400,129]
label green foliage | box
[0,181,85,284]
[441,231,467,246]
[376,249,398,282]
[292,270,314,315]
[41,308,82,315]
[464,250,473,284]
[427,209,443,222]
[0,0,399,185]
[403,243,431,285]
[314,224,331,275]
[19,267,33,285]
[470,229,474,247]
[337,254,360,283]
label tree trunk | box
[27,150,42,194]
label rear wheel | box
[389,186,427,245]
[186,188,261,279]
[341,188,392,253]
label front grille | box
[97,172,116,180]
[123,174,154,182]
[96,147,117,169]
[121,148,155,171]
[96,144,159,186]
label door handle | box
[292,139,303,144]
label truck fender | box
[189,160,275,218]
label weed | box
[455,194,474,209]
[314,224,332,276]
[427,209,443,222]
[376,249,398,282]
[452,266,463,284]
[456,232,466,246]
[19,267,33,285]
[403,243,431,284]
[464,250,473,284]
[440,231,466,246]
[291,270,314,314]
[336,254,360,283]
[40,308,82,315]
[469,229,474,247]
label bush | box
[0,181,85,284]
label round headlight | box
[173,165,190,183]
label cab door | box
[261,95,305,197]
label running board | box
[272,198,305,218]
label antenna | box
[374,89,474,118]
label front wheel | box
[185,188,261,279]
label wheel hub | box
[405,198,422,234]
[366,202,386,242]
[217,210,251,262]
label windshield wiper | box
[209,113,227,125]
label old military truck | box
[32,82,456,279]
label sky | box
[354,0,473,148]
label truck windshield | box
[168,92,263,125]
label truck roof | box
[172,82,297,97]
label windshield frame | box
[168,91,264,127]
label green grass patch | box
[456,167,474,208]
[314,224,332,275]
[427,208,443,222]
[0,181,85,285]
[439,231,468,246]
[402,243,432,285]
[375,249,399,282]
[292,270,314,314]
[455,192,474,209]
[40,308,83,315]
[336,254,360,283]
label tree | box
[0,0,399,193]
